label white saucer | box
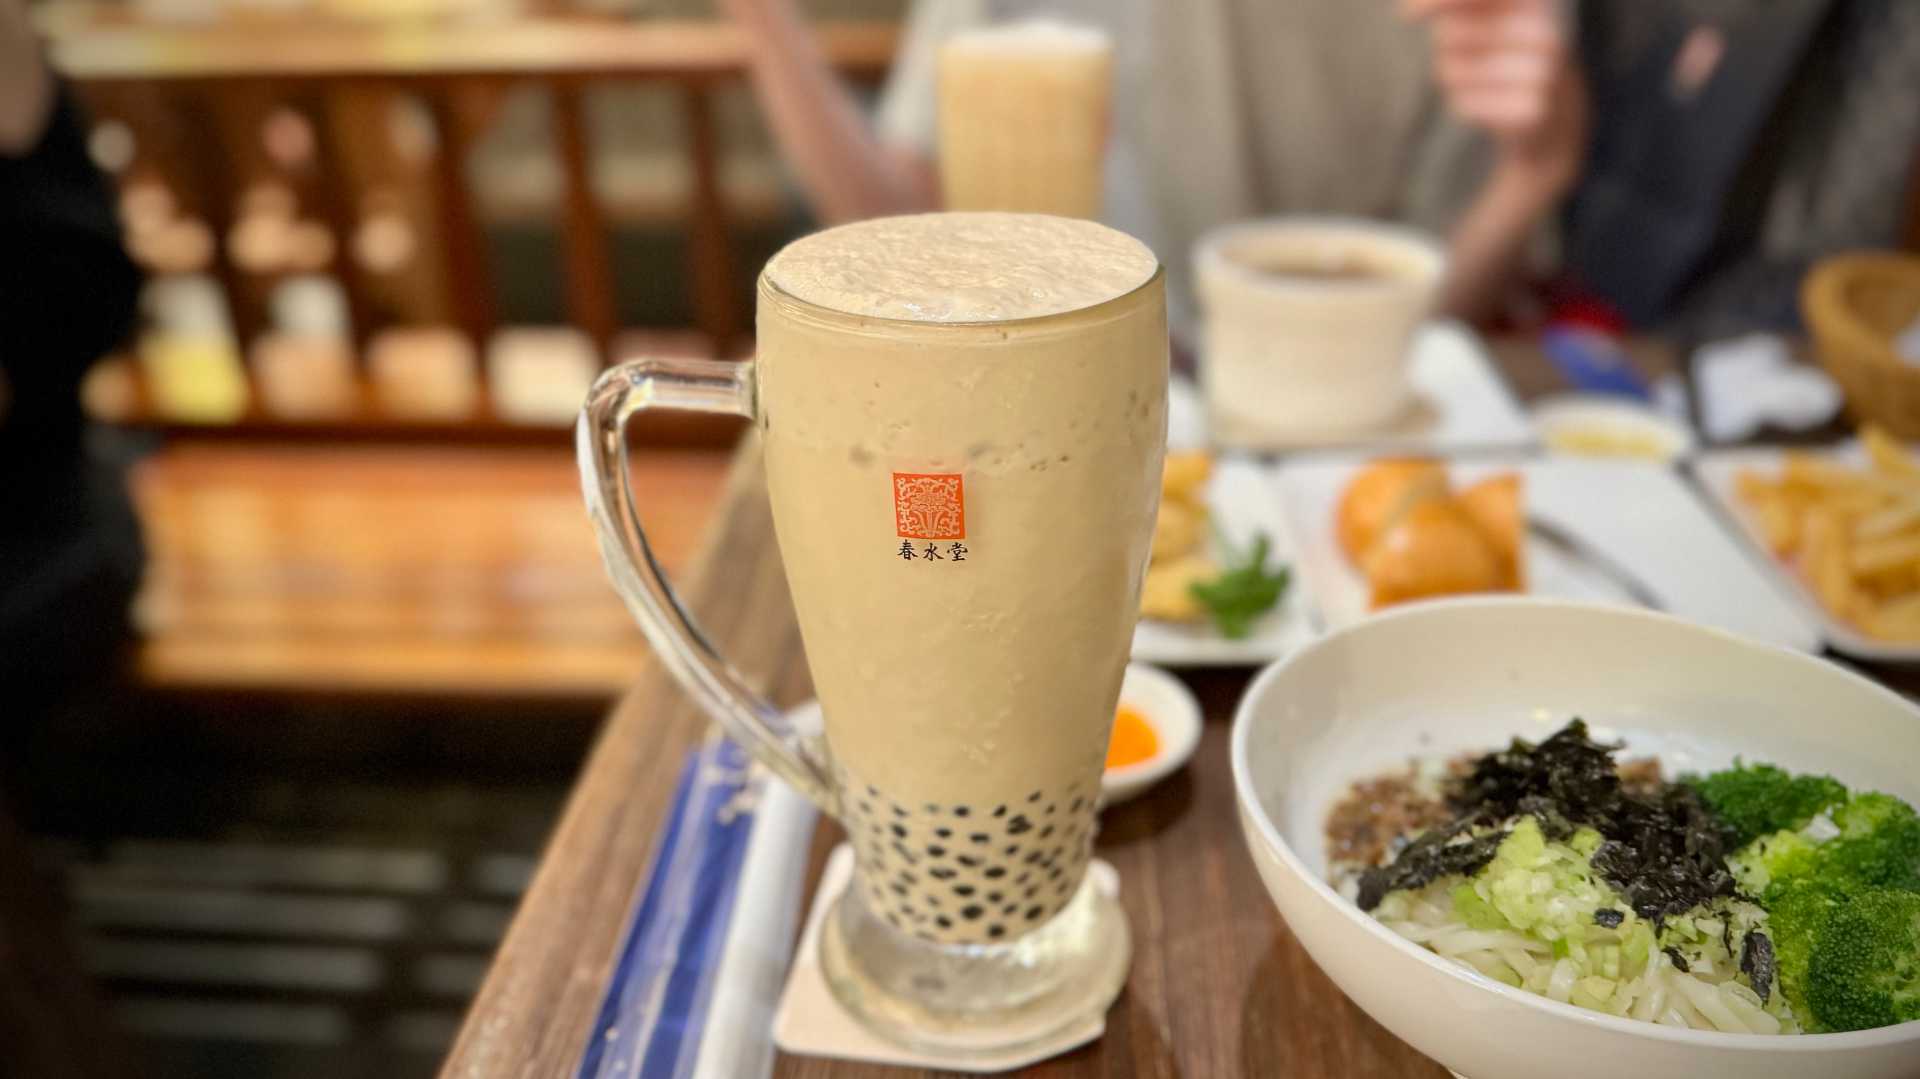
[1102,663,1203,806]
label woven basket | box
[1803,251,1920,438]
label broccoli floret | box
[1823,793,1920,892]
[1765,879,1845,1028]
[1806,887,1920,1032]
[1729,829,1821,896]
[1691,763,1847,846]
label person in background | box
[0,10,141,1070]
[720,0,1588,333]
[1568,0,1920,338]
[0,0,143,701]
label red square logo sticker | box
[893,473,966,540]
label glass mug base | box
[818,870,1131,1060]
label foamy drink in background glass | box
[937,21,1112,218]
[579,213,1166,1057]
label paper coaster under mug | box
[772,844,1119,1072]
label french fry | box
[1852,494,1920,541]
[1864,593,1920,642]
[1806,510,1871,627]
[1851,531,1920,576]
[1862,424,1920,479]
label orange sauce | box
[1106,706,1160,770]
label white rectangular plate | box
[1131,455,1317,667]
[1274,455,1821,653]
[1693,443,1920,662]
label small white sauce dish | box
[1102,662,1203,806]
[1530,394,1697,462]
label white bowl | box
[1102,662,1202,806]
[1230,597,1920,1079]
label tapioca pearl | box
[890,841,918,864]
[957,854,980,868]
[1070,796,1086,813]
[902,904,916,917]
[1038,825,1055,840]
[1001,902,1019,916]
[1024,884,1040,898]
[897,872,917,887]
[926,845,947,858]
[934,827,952,839]
[1045,804,1056,816]
[983,867,1006,880]
[866,785,879,797]
[890,823,908,839]
[891,804,907,818]
[886,912,902,929]
[1003,844,1020,857]
[992,805,1007,818]
[858,800,872,814]
[889,883,908,897]
[1015,872,1031,885]
[987,891,1004,903]
[1047,866,1064,881]
[936,915,953,929]
[988,925,1006,939]
[926,894,941,908]
[1027,791,1042,803]
[924,803,939,814]
[953,884,976,897]
[952,806,970,818]
[970,833,991,845]
[928,867,957,880]
[1025,905,1045,920]
[961,905,984,920]
[1006,816,1033,836]
[868,823,883,836]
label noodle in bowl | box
[1230,598,1920,1079]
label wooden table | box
[440,338,1904,1077]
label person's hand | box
[0,0,53,154]
[1403,0,1588,205]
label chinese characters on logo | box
[892,472,970,564]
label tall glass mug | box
[937,21,1112,218]
[579,213,1166,1056]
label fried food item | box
[1151,496,1205,561]
[1335,458,1449,563]
[1161,451,1213,504]
[1362,499,1505,609]
[1735,425,1920,641]
[1456,472,1525,590]
[1141,555,1218,622]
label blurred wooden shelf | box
[108,406,744,448]
[49,16,898,83]
[131,441,738,701]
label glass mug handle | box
[576,356,836,811]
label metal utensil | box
[1526,517,1666,611]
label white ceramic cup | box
[1195,217,1444,447]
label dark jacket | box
[0,77,144,692]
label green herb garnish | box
[1188,531,1289,639]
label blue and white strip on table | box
[575,735,820,1079]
